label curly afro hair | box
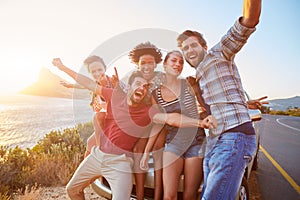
[128,42,162,65]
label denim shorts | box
[165,139,203,159]
[201,132,256,200]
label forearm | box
[144,136,158,154]
[153,113,200,128]
[73,83,86,89]
[144,124,163,153]
[94,126,102,147]
[95,130,100,147]
[241,0,262,28]
[167,113,200,127]
[64,82,85,89]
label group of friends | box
[52,0,268,199]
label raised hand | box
[60,80,74,88]
[52,58,65,70]
[110,67,119,87]
[247,96,269,109]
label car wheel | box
[235,177,249,200]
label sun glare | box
[0,64,39,95]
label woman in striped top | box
[140,50,206,200]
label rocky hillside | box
[269,96,300,111]
[20,67,90,99]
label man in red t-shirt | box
[53,66,155,199]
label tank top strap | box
[151,86,160,104]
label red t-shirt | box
[100,87,157,157]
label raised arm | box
[150,95,216,129]
[52,58,102,96]
[153,113,216,129]
[60,80,85,89]
[240,0,262,28]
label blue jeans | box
[201,132,256,200]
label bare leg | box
[162,152,184,200]
[133,137,148,200]
[183,157,203,200]
[84,133,96,158]
[84,112,105,157]
[152,129,167,200]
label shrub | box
[0,146,31,195]
[30,127,86,186]
[14,184,42,200]
[0,191,10,200]
[0,122,92,198]
[263,105,300,117]
[76,122,94,145]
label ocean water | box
[0,94,94,149]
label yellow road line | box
[260,145,300,195]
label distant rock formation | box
[20,67,90,99]
[269,96,300,111]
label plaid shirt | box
[196,19,256,136]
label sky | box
[0,0,299,100]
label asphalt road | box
[254,114,300,200]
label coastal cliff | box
[20,67,90,99]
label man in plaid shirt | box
[177,0,264,199]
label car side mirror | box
[249,109,262,122]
